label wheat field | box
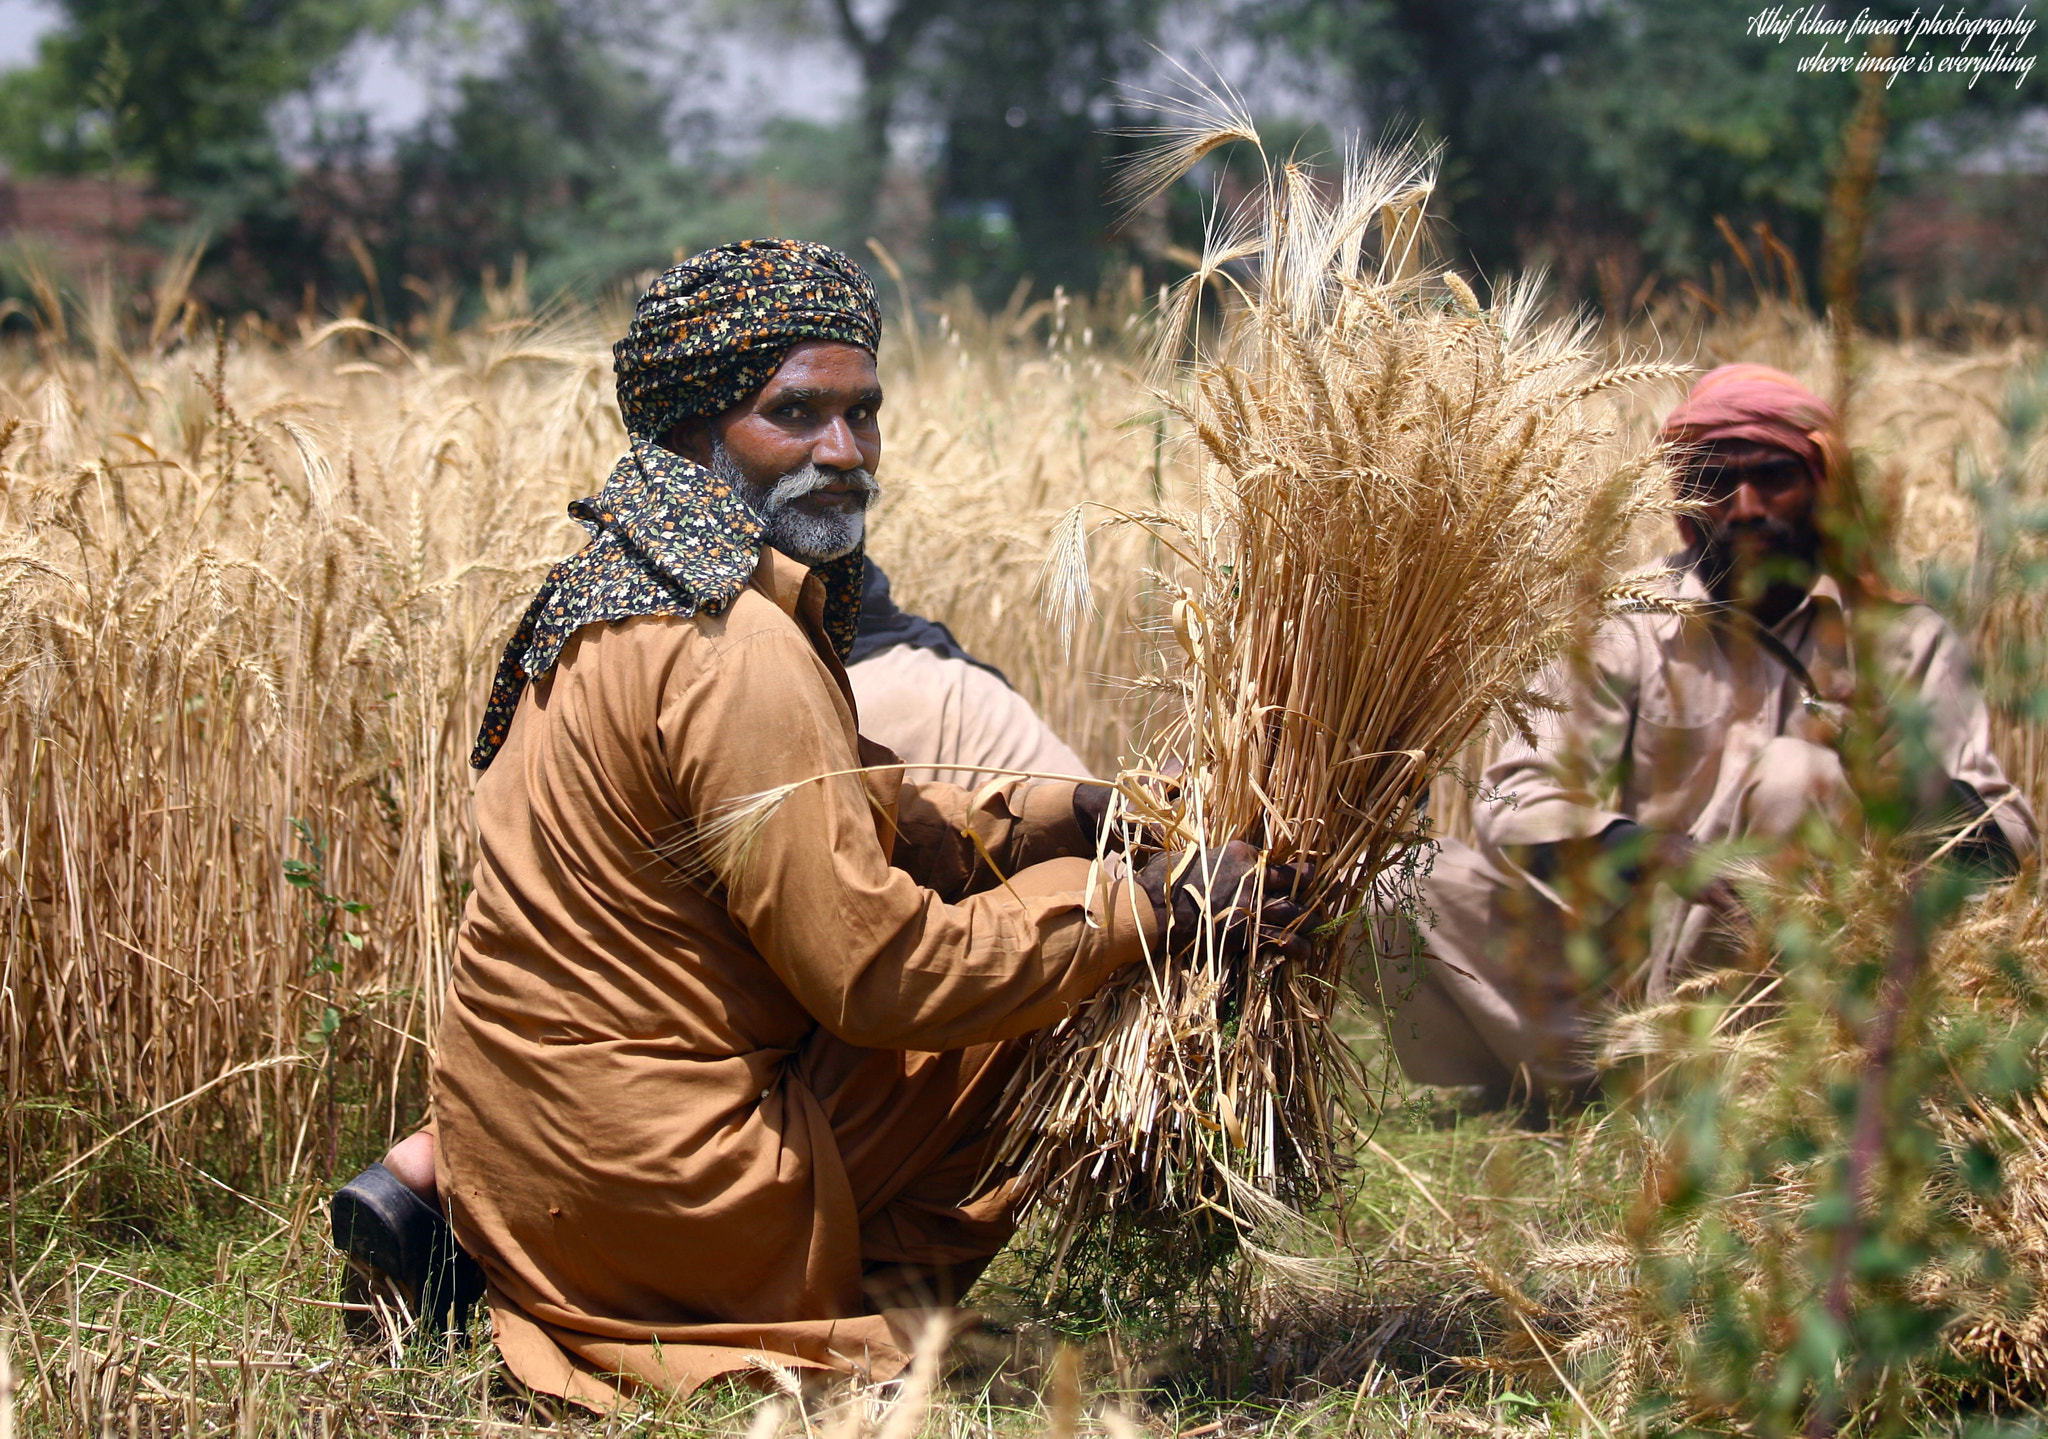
[2,247,2046,1434]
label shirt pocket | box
[1627,662,1731,824]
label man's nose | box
[811,415,862,472]
[1724,480,1768,522]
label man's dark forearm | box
[1514,820,1651,888]
[1930,779,2020,877]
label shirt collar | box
[1668,557,1848,629]
[1768,571,1846,636]
[751,544,815,618]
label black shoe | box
[330,1162,485,1344]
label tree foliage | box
[0,0,409,187]
[741,0,1166,299]
[1248,0,2038,298]
[924,0,1162,298]
[0,0,2039,315]
[373,0,732,297]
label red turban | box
[1659,363,1847,498]
[1659,363,1905,602]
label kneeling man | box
[336,240,1300,1406]
[1371,364,2037,1104]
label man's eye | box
[849,406,874,423]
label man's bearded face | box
[1692,509,1822,596]
[711,438,880,565]
[1680,440,1821,607]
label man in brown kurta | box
[335,240,1300,1406]
[437,549,1154,1405]
[1369,365,2038,1101]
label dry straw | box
[999,116,1686,1246]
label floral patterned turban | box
[471,240,881,770]
[614,238,881,441]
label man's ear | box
[660,420,715,466]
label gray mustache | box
[763,463,880,510]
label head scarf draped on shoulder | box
[471,239,882,770]
[1659,362,1902,603]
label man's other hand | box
[1073,761,1186,853]
[1135,839,1315,961]
[1601,821,1745,926]
[1072,783,1116,849]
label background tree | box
[923,0,1163,299]
[0,0,411,188]
[372,0,741,299]
[816,0,952,247]
[0,0,2039,321]
[1244,0,2040,307]
[1240,0,1581,281]
[730,0,1166,300]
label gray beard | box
[709,439,879,565]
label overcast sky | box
[0,0,58,69]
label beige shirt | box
[431,547,1159,1406]
[1475,567,2038,859]
[846,642,1093,787]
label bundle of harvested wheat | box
[996,118,1683,1250]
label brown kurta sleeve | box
[663,623,1158,1053]
[889,773,1090,899]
